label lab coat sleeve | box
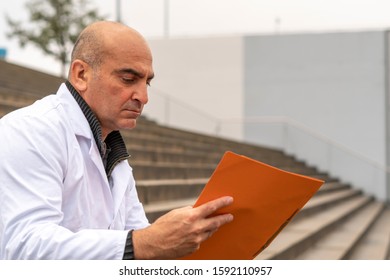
[0,114,127,260]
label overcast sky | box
[2,0,390,76]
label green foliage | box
[6,0,105,76]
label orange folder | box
[181,151,324,260]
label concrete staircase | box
[1,60,389,260]
[130,119,390,260]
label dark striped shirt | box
[65,81,129,177]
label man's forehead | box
[105,39,153,69]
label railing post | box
[215,121,221,136]
[164,95,170,126]
[387,169,390,203]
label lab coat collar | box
[56,83,93,140]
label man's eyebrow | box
[116,68,155,80]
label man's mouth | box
[124,109,141,118]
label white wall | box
[145,36,244,138]
[244,31,386,165]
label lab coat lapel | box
[110,161,131,220]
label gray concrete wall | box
[243,31,387,200]
[244,31,386,164]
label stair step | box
[129,147,222,164]
[0,60,64,97]
[130,158,327,181]
[255,195,372,260]
[137,178,207,204]
[346,207,390,259]
[295,189,362,219]
[131,161,216,180]
[314,182,351,195]
[143,198,196,222]
[128,145,305,167]
[0,103,21,117]
[296,201,384,259]
[310,174,337,182]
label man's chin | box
[120,120,138,130]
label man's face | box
[84,37,154,138]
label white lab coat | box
[0,83,149,259]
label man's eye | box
[122,77,135,83]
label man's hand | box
[132,196,234,259]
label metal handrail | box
[224,115,390,173]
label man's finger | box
[203,212,234,232]
[195,196,233,218]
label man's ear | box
[69,59,90,92]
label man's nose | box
[133,84,149,105]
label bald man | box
[0,21,233,260]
